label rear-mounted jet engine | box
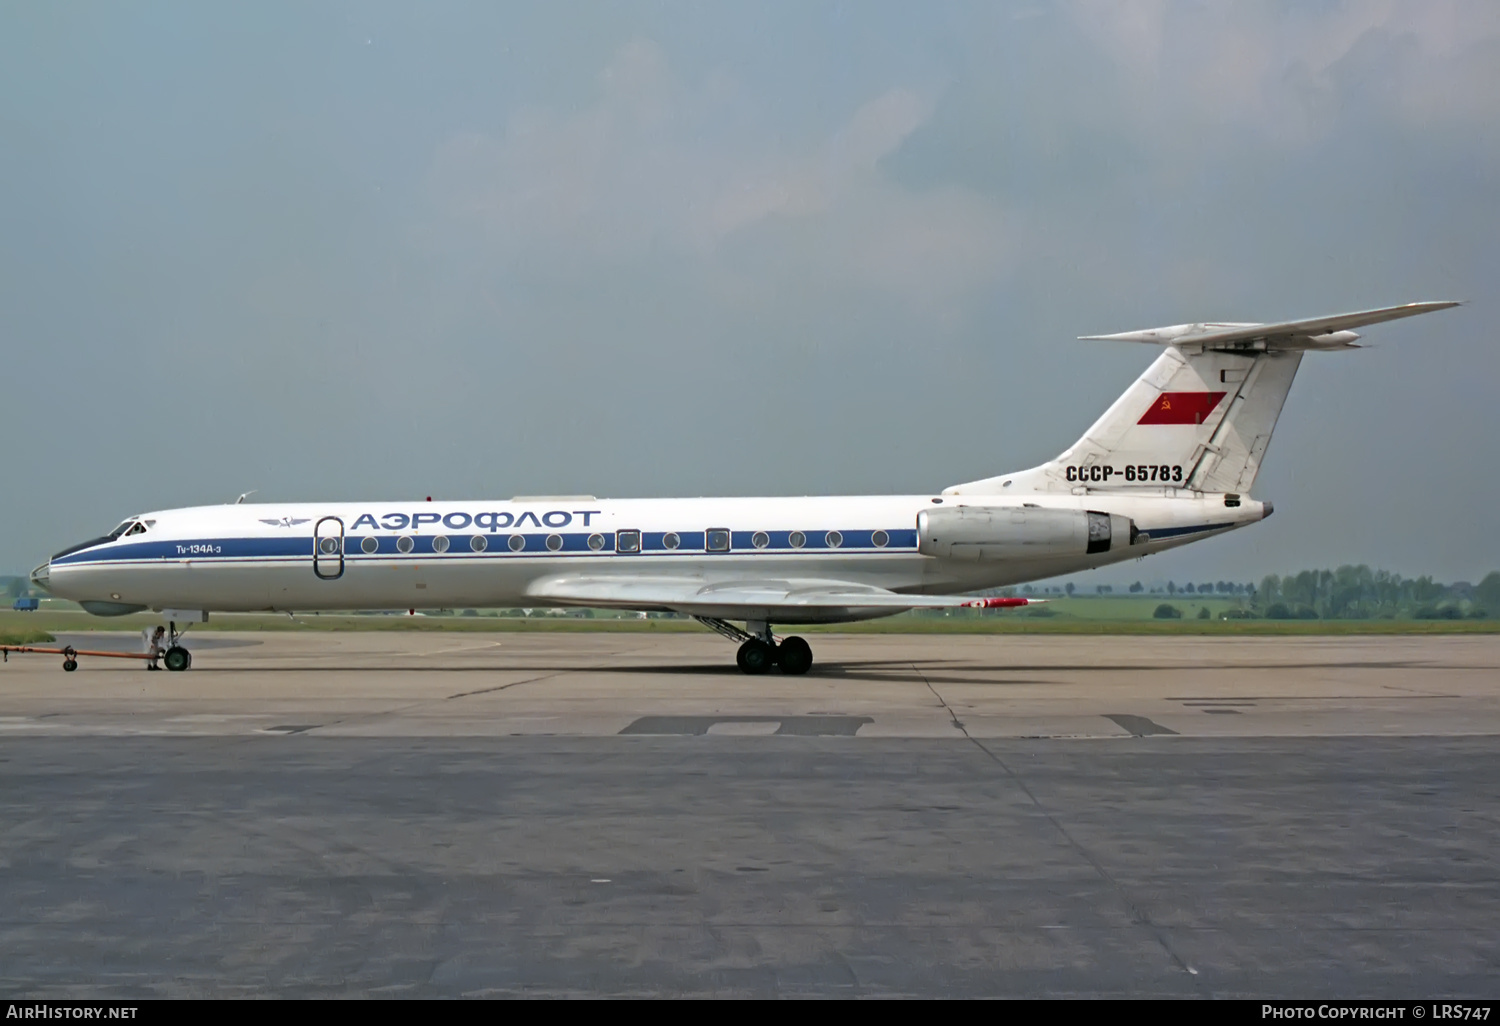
[916,506,1139,562]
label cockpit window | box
[105,517,155,539]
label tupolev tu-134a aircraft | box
[32,302,1457,675]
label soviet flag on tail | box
[1137,391,1227,425]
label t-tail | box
[946,302,1459,498]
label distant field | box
[0,627,57,646]
[3,599,1497,639]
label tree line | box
[1249,566,1499,620]
[1012,566,1500,620]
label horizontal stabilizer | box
[1080,301,1459,352]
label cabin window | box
[361,536,379,554]
[617,529,641,553]
[751,531,770,549]
[662,532,680,550]
[825,530,843,548]
[396,535,414,554]
[470,535,487,552]
[706,528,730,552]
[432,535,450,553]
[546,534,564,552]
[872,530,889,548]
[788,531,806,549]
[588,533,606,551]
[318,537,340,555]
[508,534,526,552]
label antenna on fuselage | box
[235,490,257,505]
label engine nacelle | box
[916,505,1138,562]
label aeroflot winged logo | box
[260,517,311,528]
[1138,391,1226,425]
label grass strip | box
[0,630,57,645]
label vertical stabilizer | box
[944,302,1458,498]
[947,347,1301,495]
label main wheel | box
[62,659,77,672]
[163,646,191,672]
[736,640,775,675]
[778,636,813,675]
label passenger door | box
[313,516,345,580]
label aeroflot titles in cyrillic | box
[348,510,602,532]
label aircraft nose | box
[30,560,50,591]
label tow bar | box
[1,644,190,672]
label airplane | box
[30,301,1457,675]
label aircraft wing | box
[1080,301,1459,351]
[525,574,1034,619]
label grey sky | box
[2,1,1495,583]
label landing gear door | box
[313,516,345,580]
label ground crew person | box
[146,625,166,671]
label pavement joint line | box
[414,641,508,658]
[911,660,1206,989]
[223,644,649,734]
[444,672,569,702]
[1163,694,1462,701]
[1379,683,1467,696]
[445,643,656,701]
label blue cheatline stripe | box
[51,537,309,565]
[1143,522,1236,539]
[51,528,922,566]
[644,530,706,552]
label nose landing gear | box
[697,617,814,676]
[152,620,194,672]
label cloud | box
[1060,0,1500,150]
[425,38,1011,313]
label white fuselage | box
[37,492,1267,623]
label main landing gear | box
[695,617,814,676]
